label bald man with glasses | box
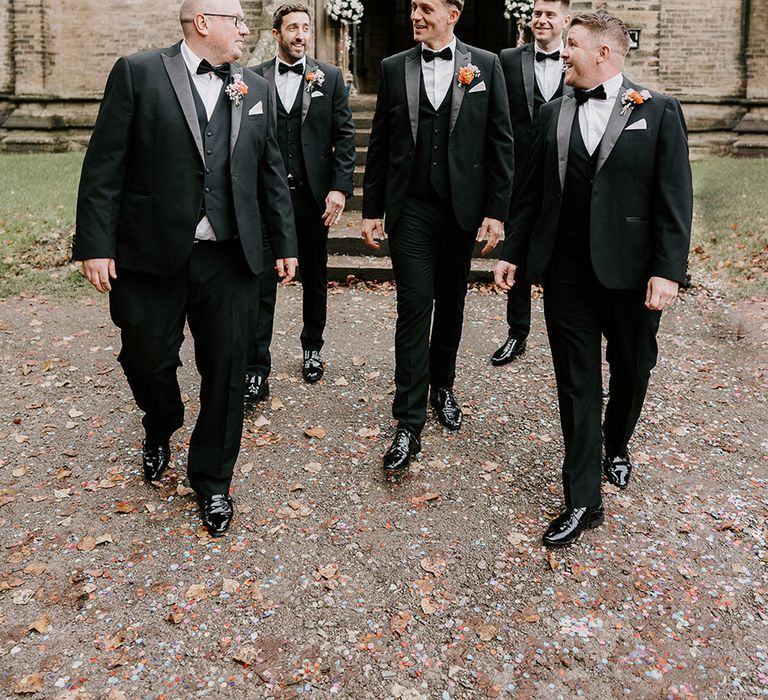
[73,0,297,537]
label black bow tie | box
[423,46,453,63]
[197,60,229,81]
[574,84,607,105]
[536,50,560,62]
[278,61,304,76]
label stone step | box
[326,254,495,283]
[355,128,372,147]
[352,111,374,130]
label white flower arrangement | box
[504,0,534,23]
[326,0,364,25]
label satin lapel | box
[522,44,535,121]
[556,94,576,191]
[561,77,573,99]
[301,58,316,124]
[162,51,204,163]
[405,49,420,145]
[263,62,278,123]
[595,76,632,175]
[229,63,244,157]
[450,44,470,134]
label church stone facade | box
[0,0,765,155]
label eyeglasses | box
[204,13,248,29]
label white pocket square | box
[468,80,486,94]
[311,91,324,98]
[248,101,264,116]
[624,118,647,131]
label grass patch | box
[690,158,768,298]
[0,152,83,296]
[0,153,766,299]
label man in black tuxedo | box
[73,0,298,537]
[245,2,355,402]
[362,0,514,475]
[495,13,692,547]
[491,0,571,367]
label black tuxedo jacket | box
[362,40,514,232]
[500,43,570,193]
[501,77,693,290]
[253,57,356,208]
[73,41,297,276]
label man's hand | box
[494,261,518,292]
[81,258,117,293]
[322,190,346,228]
[276,257,298,284]
[645,276,679,311]
[477,217,504,255]
[362,218,386,250]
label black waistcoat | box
[189,75,238,241]
[556,111,599,260]
[407,75,452,201]
[276,85,306,187]
[533,74,565,117]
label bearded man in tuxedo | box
[245,2,355,403]
[73,0,298,537]
[362,0,514,476]
[495,13,692,547]
[491,0,571,367]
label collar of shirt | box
[181,41,213,79]
[583,72,624,101]
[578,72,625,155]
[534,41,564,57]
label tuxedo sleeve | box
[651,97,692,284]
[483,55,515,221]
[258,88,298,259]
[72,56,135,260]
[329,68,356,196]
[500,111,544,265]
[362,62,390,220]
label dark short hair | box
[273,3,311,31]
[570,12,629,56]
[534,0,570,8]
[445,0,464,12]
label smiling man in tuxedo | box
[491,0,571,367]
[362,0,514,476]
[495,13,692,546]
[245,2,355,404]
[73,0,298,537]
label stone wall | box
[0,0,766,154]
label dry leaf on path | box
[390,610,412,637]
[304,426,326,439]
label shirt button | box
[206,149,213,155]
[433,145,439,151]
[432,162,438,167]
[207,131,213,137]
[204,187,211,192]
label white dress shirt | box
[578,72,624,155]
[421,37,457,110]
[275,56,306,111]
[533,42,564,102]
[181,41,225,241]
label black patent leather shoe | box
[542,505,605,548]
[491,334,527,366]
[430,387,463,431]
[603,451,633,489]
[198,494,234,537]
[383,428,422,475]
[142,440,170,482]
[302,350,324,383]
[244,372,270,408]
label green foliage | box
[690,158,768,297]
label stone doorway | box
[353,0,514,94]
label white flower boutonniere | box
[457,64,481,88]
[305,69,326,93]
[225,73,248,106]
[620,88,651,116]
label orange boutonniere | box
[225,73,248,106]
[620,88,651,116]
[457,64,481,87]
[305,68,326,93]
